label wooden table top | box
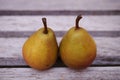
[0,0,120,80]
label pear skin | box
[22,18,58,70]
[60,15,96,69]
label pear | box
[59,15,96,69]
[22,18,58,70]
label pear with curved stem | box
[59,15,96,69]
[22,18,58,70]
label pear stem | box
[42,18,48,34]
[75,15,82,30]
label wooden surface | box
[0,67,120,80]
[0,37,120,67]
[0,0,120,80]
[0,0,119,10]
[0,16,120,31]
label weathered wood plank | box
[0,67,120,80]
[0,0,119,10]
[0,37,120,57]
[0,57,65,67]
[0,16,120,31]
[0,55,120,67]
[0,37,120,66]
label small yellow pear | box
[59,15,96,69]
[22,18,58,70]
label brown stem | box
[75,14,82,30]
[42,18,48,34]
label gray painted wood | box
[0,67,120,80]
[0,16,120,31]
[0,0,120,10]
[0,37,120,66]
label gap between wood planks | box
[0,31,120,37]
[0,10,120,15]
[1,65,120,68]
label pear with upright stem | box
[22,18,58,70]
[60,15,96,69]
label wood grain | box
[0,16,120,31]
[0,67,120,80]
[0,37,120,66]
[0,0,119,10]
